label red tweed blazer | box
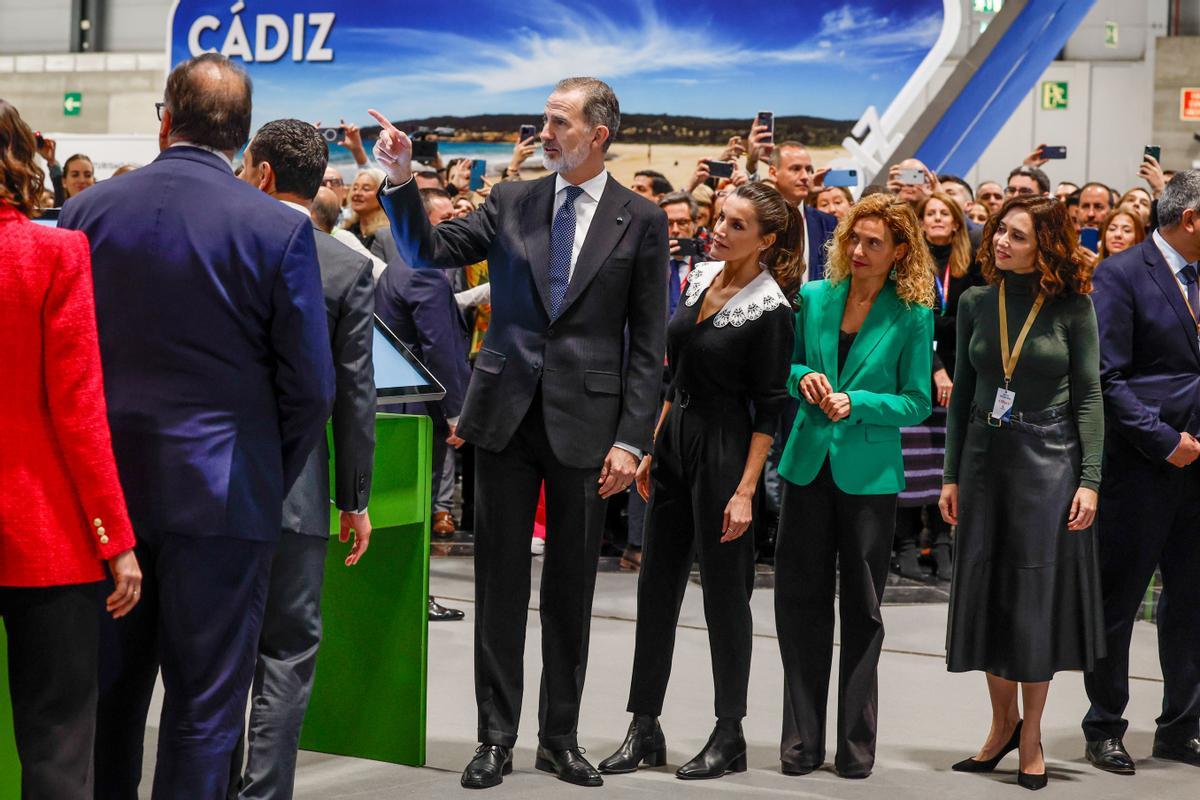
[0,204,135,586]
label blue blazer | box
[805,206,839,282]
[58,147,335,542]
[1092,238,1200,462]
[374,256,471,422]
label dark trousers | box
[95,529,275,800]
[473,397,608,749]
[626,402,756,718]
[1,582,100,800]
[230,531,328,800]
[1083,454,1200,744]
[775,464,896,773]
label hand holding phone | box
[1079,227,1100,253]
[823,169,858,188]
[1040,145,1067,159]
[519,124,538,143]
[755,111,774,143]
[1144,145,1161,163]
[318,126,346,144]
[897,167,926,186]
[673,238,702,258]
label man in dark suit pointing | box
[369,77,668,789]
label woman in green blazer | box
[775,193,934,779]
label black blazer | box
[374,256,471,423]
[282,226,377,536]
[380,173,668,468]
[1092,237,1200,463]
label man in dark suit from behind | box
[58,54,334,799]
[369,76,668,789]
[229,118,377,800]
[374,186,472,622]
[1084,169,1200,774]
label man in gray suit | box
[230,118,377,800]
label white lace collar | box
[683,261,788,328]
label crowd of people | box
[2,51,1199,798]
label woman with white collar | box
[774,193,934,780]
[599,183,798,781]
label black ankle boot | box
[932,541,954,583]
[598,714,666,774]
[676,718,747,780]
[893,542,928,582]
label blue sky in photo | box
[170,0,943,128]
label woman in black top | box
[599,183,797,781]
[893,192,982,581]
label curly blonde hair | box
[825,193,936,308]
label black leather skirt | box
[945,404,1105,682]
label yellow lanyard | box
[998,279,1045,389]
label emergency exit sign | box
[1041,81,1068,110]
[63,92,82,116]
[1183,88,1200,121]
[973,0,1003,12]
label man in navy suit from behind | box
[58,54,334,799]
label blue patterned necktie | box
[549,185,584,318]
[1181,263,1199,320]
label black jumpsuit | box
[625,264,793,719]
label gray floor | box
[140,557,1195,799]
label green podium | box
[0,413,432,795]
[1,630,15,800]
[298,413,432,766]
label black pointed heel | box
[1018,744,1048,790]
[952,720,1023,773]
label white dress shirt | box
[1153,228,1196,297]
[553,169,609,281]
[798,202,812,284]
[169,141,234,171]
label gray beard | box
[543,143,588,175]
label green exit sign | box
[63,92,82,116]
[1041,81,1069,110]
[974,0,1004,12]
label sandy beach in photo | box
[512,142,853,191]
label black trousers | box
[626,401,756,718]
[1084,452,1200,744]
[0,582,100,800]
[775,463,896,773]
[473,396,608,749]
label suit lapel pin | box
[616,216,625,225]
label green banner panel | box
[299,413,432,766]
[0,628,16,799]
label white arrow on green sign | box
[63,92,82,116]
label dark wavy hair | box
[733,182,807,301]
[0,99,46,218]
[978,196,1092,298]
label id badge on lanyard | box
[991,280,1045,425]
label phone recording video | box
[469,159,487,191]
[1040,145,1067,159]
[318,126,345,144]
[519,124,538,142]
[1144,145,1161,163]
[704,160,735,179]
[1079,227,1100,253]
[674,238,704,258]
[897,167,926,186]
[755,111,774,143]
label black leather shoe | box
[429,596,465,621]
[461,745,512,789]
[676,719,747,780]
[952,720,1022,772]
[535,746,603,787]
[1085,737,1135,774]
[1153,735,1200,767]
[598,714,666,774]
[892,544,929,582]
[932,541,954,582]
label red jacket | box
[0,204,135,586]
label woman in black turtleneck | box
[893,192,982,581]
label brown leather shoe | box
[432,511,457,538]
[619,547,642,571]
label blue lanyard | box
[933,271,947,315]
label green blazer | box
[779,278,933,495]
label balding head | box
[162,53,253,153]
[311,186,341,233]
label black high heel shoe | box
[952,720,1023,772]
[676,719,747,780]
[598,714,666,774]
[1018,744,1048,790]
